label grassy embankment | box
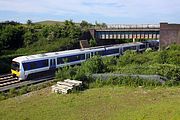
[0,86,180,120]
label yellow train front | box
[11,57,26,80]
[11,61,20,78]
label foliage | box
[23,30,38,47]
[27,20,33,25]
[0,20,83,73]
[8,88,17,97]
[82,56,106,74]
[89,38,97,47]
[18,85,28,95]
[157,50,168,64]
[80,20,93,30]
[95,21,107,28]
[0,20,82,54]
[0,25,24,50]
[56,45,180,88]
[55,65,88,82]
[89,76,162,88]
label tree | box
[89,38,97,47]
[101,23,107,28]
[0,25,24,49]
[62,20,82,39]
[80,20,89,28]
[27,20,32,25]
[82,56,106,74]
[23,31,37,47]
[95,21,107,28]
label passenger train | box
[11,41,158,80]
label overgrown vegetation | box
[0,81,54,101]
[1,44,179,101]
[0,20,109,73]
[56,44,180,88]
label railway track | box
[0,74,20,87]
[0,75,54,92]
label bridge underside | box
[96,30,159,40]
[90,30,159,45]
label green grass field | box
[0,86,180,120]
[35,20,80,26]
[35,20,65,25]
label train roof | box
[12,49,89,62]
[12,42,143,63]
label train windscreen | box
[11,61,20,71]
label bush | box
[8,88,17,97]
[89,76,162,88]
[82,56,107,74]
[0,92,6,101]
[154,64,180,81]
[18,85,28,95]
[164,80,180,87]
[89,38,97,47]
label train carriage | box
[11,42,153,80]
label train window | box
[57,57,64,64]
[11,61,20,71]
[80,54,85,60]
[86,53,90,59]
[30,62,37,69]
[99,51,105,56]
[106,49,119,55]
[140,44,145,49]
[91,52,94,57]
[123,46,136,52]
[94,51,105,56]
[22,59,49,71]
[42,60,48,67]
[69,54,85,62]
[58,54,85,64]
[22,63,28,71]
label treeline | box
[0,20,108,55]
[0,20,107,73]
[0,20,83,53]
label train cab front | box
[11,61,20,78]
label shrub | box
[82,56,107,74]
[89,38,97,47]
[0,92,6,101]
[89,76,162,88]
[18,85,28,95]
[8,88,17,97]
[55,66,72,80]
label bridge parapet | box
[107,24,160,29]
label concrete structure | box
[160,23,180,48]
[89,24,160,45]
[79,40,90,48]
[51,79,82,94]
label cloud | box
[0,0,180,23]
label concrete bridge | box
[89,24,160,45]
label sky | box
[0,0,179,24]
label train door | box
[49,59,56,69]
[91,52,94,57]
[86,53,90,59]
[119,47,123,55]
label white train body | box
[11,42,147,80]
